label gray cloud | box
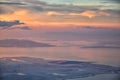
[81,26,105,29]
[0,2,25,5]
[0,20,32,30]
[0,20,24,29]
[26,2,102,13]
[0,8,6,14]
[0,5,14,14]
[0,0,108,14]
[0,0,119,21]
[17,0,119,12]
[11,26,32,30]
[19,26,32,30]
[105,9,120,18]
[103,0,120,3]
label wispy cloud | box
[10,26,32,30]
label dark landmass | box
[82,45,120,49]
[0,57,120,80]
[0,39,55,47]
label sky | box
[0,0,120,28]
[0,0,120,66]
[0,0,120,43]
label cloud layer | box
[0,0,119,27]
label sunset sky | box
[0,0,120,28]
[0,0,120,66]
[0,0,120,42]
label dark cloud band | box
[0,2,25,5]
[0,20,24,27]
[0,20,32,30]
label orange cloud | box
[0,9,119,28]
[47,11,64,16]
[0,10,33,24]
[0,10,45,27]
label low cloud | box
[103,0,120,3]
[0,20,24,29]
[0,20,31,30]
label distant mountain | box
[0,57,120,80]
[0,39,55,47]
